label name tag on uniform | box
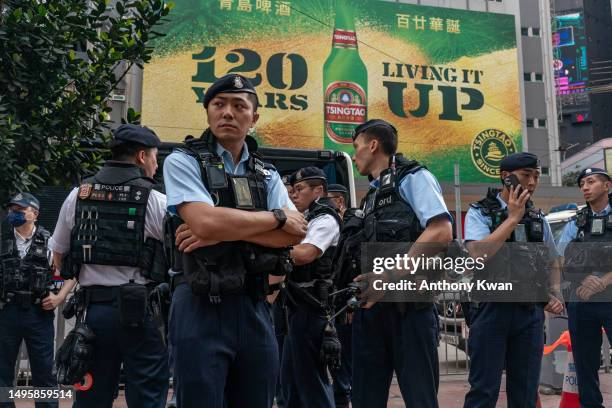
[591,218,605,235]
[232,177,254,209]
[514,224,527,242]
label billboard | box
[142,0,522,182]
[553,12,589,96]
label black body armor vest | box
[361,156,424,244]
[470,188,549,302]
[563,194,612,301]
[0,223,52,304]
[172,130,290,301]
[360,156,435,308]
[69,162,153,277]
[331,207,366,294]
[292,197,342,284]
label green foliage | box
[0,0,171,200]
[122,107,142,124]
[563,171,580,187]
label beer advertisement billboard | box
[142,0,522,182]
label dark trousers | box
[272,301,286,406]
[280,307,334,408]
[330,320,352,408]
[73,302,169,408]
[352,303,439,408]
[463,303,544,408]
[170,284,278,408]
[0,304,57,408]
[568,301,612,408]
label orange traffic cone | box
[558,342,579,408]
[543,330,579,408]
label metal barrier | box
[436,291,470,376]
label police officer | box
[49,124,169,407]
[462,152,564,408]
[282,174,294,197]
[558,167,612,408]
[328,184,348,219]
[326,183,351,408]
[278,167,341,408]
[350,119,453,408]
[163,73,307,408]
[0,193,73,408]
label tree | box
[0,0,172,200]
[562,170,581,187]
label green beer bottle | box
[323,0,368,151]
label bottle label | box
[332,29,358,49]
[324,81,367,144]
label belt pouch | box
[118,282,147,327]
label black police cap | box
[328,184,348,195]
[203,74,258,109]
[5,192,40,210]
[293,167,327,185]
[576,167,611,185]
[111,124,161,148]
[499,152,540,172]
[352,119,397,141]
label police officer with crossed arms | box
[163,74,306,408]
[50,125,169,407]
[558,167,612,408]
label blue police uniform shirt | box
[366,169,451,228]
[464,192,559,257]
[163,140,296,212]
[557,204,612,256]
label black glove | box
[320,322,341,371]
[55,323,95,385]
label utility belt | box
[82,283,157,303]
[64,282,160,328]
[171,271,269,303]
[1,290,42,309]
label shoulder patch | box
[78,184,92,200]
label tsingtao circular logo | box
[471,129,517,178]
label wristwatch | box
[272,209,287,229]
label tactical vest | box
[0,223,52,303]
[563,193,612,301]
[330,157,424,296]
[69,162,153,276]
[331,207,366,295]
[174,130,286,301]
[470,188,549,302]
[289,197,341,310]
[362,155,424,245]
